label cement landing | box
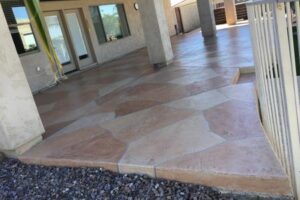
[20,25,292,197]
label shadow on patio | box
[20,24,292,197]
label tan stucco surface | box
[20,5,57,93]
[180,2,200,32]
[137,0,173,65]
[0,4,44,154]
[164,0,178,36]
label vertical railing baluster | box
[247,0,300,198]
[273,2,300,197]
[263,2,286,169]
[266,2,292,177]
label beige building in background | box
[173,0,200,33]
[172,0,244,33]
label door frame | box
[44,8,96,74]
[175,7,184,34]
[62,8,95,69]
[44,10,78,74]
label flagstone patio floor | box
[20,24,292,197]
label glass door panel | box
[64,10,94,68]
[44,13,76,73]
[65,13,88,60]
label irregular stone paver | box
[101,105,196,143]
[203,100,262,140]
[119,115,225,176]
[22,126,126,171]
[156,137,290,195]
[166,90,229,111]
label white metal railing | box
[247,0,300,198]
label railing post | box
[273,2,300,198]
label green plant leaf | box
[24,0,65,80]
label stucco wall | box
[20,52,56,93]
[0,1,56,93]
[180,3,200,33]
[88,0,146,64]
[40,0,177,73]
[0,3,44,153]
[20,12,56,93]
[164,0,178,36]
[41,0,146,65]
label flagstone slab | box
[218,83,256,103]
[166,90,229,111]
[101,105,196,143]
[21,126,125,171]
[203,100,263,140]
[169,69,218,85]
[119,115,225,171]
[156,137,290,195]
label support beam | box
[224,0,237,25]
[0,4,44,157]
[197,0,216,38]
[137,0,174,67]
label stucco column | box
[0,4,44,157]
[224,0,237,25]
[197,0,216,38]
[137,0,174,67]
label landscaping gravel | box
[0,159,292,200]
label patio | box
[20,24,292,197]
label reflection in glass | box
[99,4,122,41]
[65,13,88,59]
[3,6,39,54]
[10,24,38,54]
[89,6,106,44]
[17,25,37,50]
[12,7,30,23]
[90,4,130,43]
[45,15,71,65]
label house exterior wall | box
[164,0,178,36]
[172,0,200,33]
[2,0,176,93]
[0,1,56,93]
[179,2,200,33]
[0,3,44,155]
[40,0,146,69]
[41,0,176,65]
[20,52,56,93]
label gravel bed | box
[0,159,291,200]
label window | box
[1,1,38,55]
[90,4,130,44]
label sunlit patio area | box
[19,24,292,197]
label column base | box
[1,135,42,158]
[227,21,237,26]
[203,33,216,39]
[153,59,174,69]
